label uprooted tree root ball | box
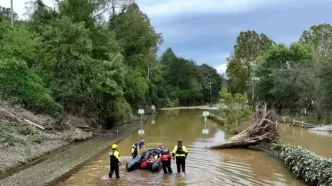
[209,105,279,149]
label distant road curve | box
[160,105,219,110]
[309,125,332,132]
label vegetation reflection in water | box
[55,110,332,186]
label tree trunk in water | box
[209,104,279,149]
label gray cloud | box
[140,0,291,18]
[142,0,332,73]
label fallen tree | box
[208,104,332,186]
[209,104,279,149]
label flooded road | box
[279,124,332,158]
[56,110,332,186]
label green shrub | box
[0,58,63,117]
[280,144,332,185]
[208,113,225,126]
[110,96,132,123]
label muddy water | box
[278,124,332,157]
[56,110,332,186]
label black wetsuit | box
[172,144,188,173]
[109,150,120,178]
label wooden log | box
[0,108,45,130]
[23,119,45,130]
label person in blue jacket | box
[131,138,145,159]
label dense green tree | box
[295,59,326,119]
[219,87,250,131]
[255,43,313,112]
[28,0,58,33]
[109,3,162,70]
[0,58,63,116]
[0,24,41,67]
[311,55,332,117]
[226,31,275,94]
[160,48,224,106]
[123,68,149,109]
[198,64,223,103]
[300,23,332,59]
[108,3,163,109]
[39,16,127,124]
[0,6,18,40]
[59,0,95,28]
[0,6,18,22]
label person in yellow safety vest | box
[172,139,188,173]
[109,144,121,179]
[131,138,145,159]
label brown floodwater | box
[56,110,332,186]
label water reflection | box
[308,130,332,137]
[150,113,157,125]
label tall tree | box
[28,0,58,33]
[226,31,275,93]
[0,6,18,22]
[0,6,18,40]
[160,48,204,105]
[109,3,162,109]
[295,59,326,119]
[255,42,313,112]
[199,64,223,103]
[39,16,127,123]
[300,23,332,59]
[0,24,41,67]
[109,3,162,70]
[59,0,95,28]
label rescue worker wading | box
[172,139,188,173]
[131,138,145,159]
[159,145,173,174]
[109,144,121,179]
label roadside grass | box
[0,120,92,176]
[0,123,139,186]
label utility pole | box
[208,81,212,104]
[252,69,255,101]
[147,67,159,79]
[251,62,259,106]
[111,0,115,17]
[10,0,14,25]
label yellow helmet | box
[112,144,118,149]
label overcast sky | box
[1,0,332,74]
